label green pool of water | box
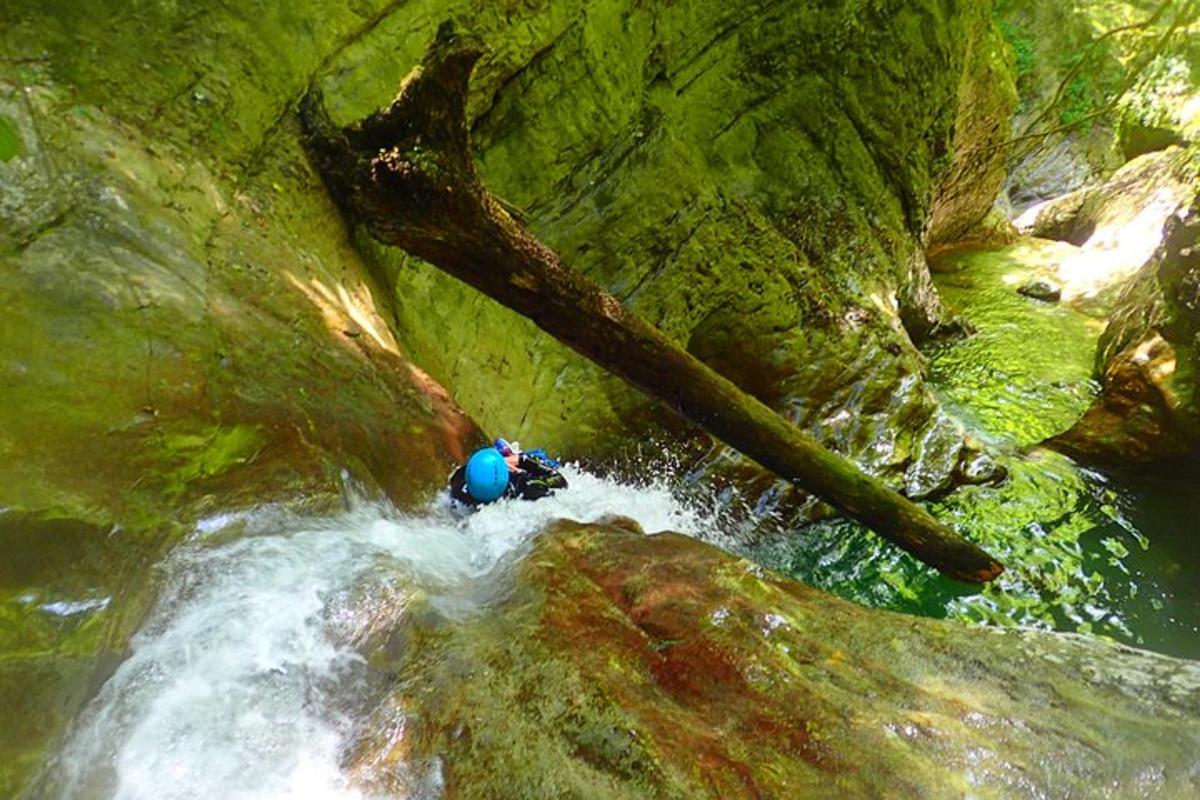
[750,240,1200,659]
[927,241,1104,446]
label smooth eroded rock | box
[1017,277,1062,302]
[351,519,1200,799]
[1050,191,1200,463]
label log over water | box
[297,22,1003,583]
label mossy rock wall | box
[320,0,1002,500]
[927,12,1019,249]
[1,4,488,791]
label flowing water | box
[42,468,718,800]
[750,241,1200,659]
[30,240,1200,797]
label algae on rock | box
[299,22,1004,582]
[351,519,1200,799]
[0,8,485,791]
[0,0,1157,793]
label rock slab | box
[352,520,1200,799]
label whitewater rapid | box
[47,466,718,800]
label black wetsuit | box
[448,452,568,506]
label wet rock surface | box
[0,17,483,789]
[1051,193,1200,464]
[1017,277,1062,301]
[4,1,1198,796]
[332,0,1006,501]
[1014,147,1198,311]
[0,1,1013,789]
[354,520,1200,799]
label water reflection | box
[749,242,1200,659]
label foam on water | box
[48,465,717,800]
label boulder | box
[1050,193,1200,463]
[1117,43,1200,161]
[350,519,1200,799]
[1014,146,1198,310]
[1017,278,1062,302]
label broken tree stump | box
[298,22,1004,583]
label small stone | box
[959,451,1007,485]
[1017,278,1062,302]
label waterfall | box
[48,466,717,800]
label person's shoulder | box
[448,464,474,505]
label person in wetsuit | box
[448,438,568,506]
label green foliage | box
[1054,47,1123,131]
[998,19,1036,79]
[1059,74,1097,127]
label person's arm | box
[448,465,475,505]
[517,454,568,492]
[517,453,553,477]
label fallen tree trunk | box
[298,22,1003,583]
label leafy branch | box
[933,0,1197,212]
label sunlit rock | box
[1119,54,1200,161]
[1014,147,1197,311]
[1050,193,1200,464]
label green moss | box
[0,115,22,162]
[1058,73,1099,128]
[161,424,266,488]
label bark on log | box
[298,22,1004,583]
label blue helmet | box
[465,447,509,502]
